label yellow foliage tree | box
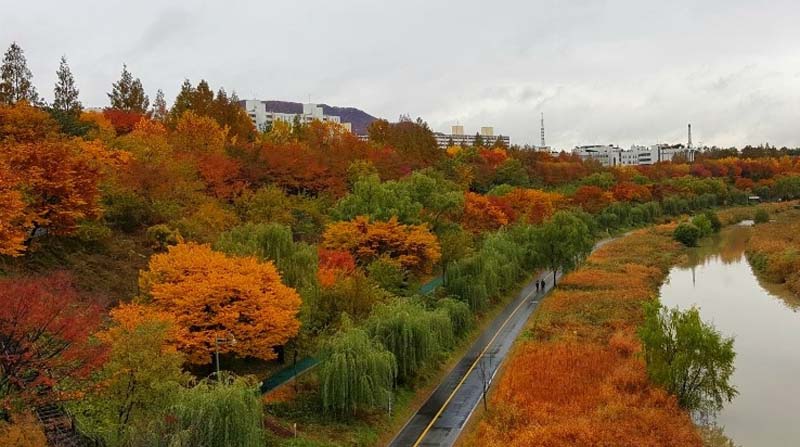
[138,243,302,364]
[322,216,441,274]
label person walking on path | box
[535,280,540,293]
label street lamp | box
[214,332,237,380]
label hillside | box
[260,100,379,134]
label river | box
[659,223,800,446]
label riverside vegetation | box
[1,40,799,445]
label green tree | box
[68,314,188,447]
[108,64,149,113]
[141,377,266,447]
[52,56,81,114]
[534,211,593,285]
[366,300,455,382]
[639,302,737,415]
[0,42,39,105]
[215,222,317,289]
[473,132,484,148]
[333,174,422,224]
[151,88,168,121]
[674,222,702,246]
[319,325,396,417]
[405,170,464,231]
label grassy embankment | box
[744,206,800,297]
[460,202,794,447]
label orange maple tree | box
[138,242,302,364]
[321,216,441,274]
[0,160,29,256]
[0,138,124,239]
[462,192,508,233]
[571,185,615,214]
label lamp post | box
[214,333,237,380]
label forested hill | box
[261,100,378,134]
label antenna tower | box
[540,113,546,147]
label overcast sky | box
[3,0,800,149]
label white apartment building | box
[240,100,351,132]
[573,144,696,167]
[435,125,511,148]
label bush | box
[146,224,183,250]
[673,222,701,247]
[704,211,722,233]
[754,208,769,224]
[691,214,713,237]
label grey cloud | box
[1,0,800,148]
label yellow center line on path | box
[411,286,538,447]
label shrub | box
[754,208,769,224]
[691,214,713,237]
[146,224,183,250]
[674,222,701,247]
[704,211,722,233]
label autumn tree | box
[67,305,188,447]
[108,64,149,113]
[138,243,302,364]
[0,100,59,143]
[571,185,614,214]
[0,160,29,256]
[0,42,39,105]
[462,192,508,233]
[534,211,594,285]
[1,138,122,239]
[322,216,441,275]
[0,273,101,411]
[640,302,737,415]
[367,116,441,169]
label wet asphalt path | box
[388,238,616,447]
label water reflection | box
[660,225,800,446]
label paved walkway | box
[389,238,617,447]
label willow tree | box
[319,327,396,417]
[436,298,473,339]
[215,222,318,289]
[534,211,593,285]
[366,300,454,382]
[137,377,266,447]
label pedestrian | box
[535,280,540,293]
[541,278,546,290]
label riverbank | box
[461,202,797,447]
[744,206,800,297]
[463,223,702,446]
[661,222,800,446]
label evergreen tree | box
[151,89,167,121]
[474,132,484,148]
[52,56,81,114]
[169,78,195,121]
[0,42,39,105]
[108,64,149,113]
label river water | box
[659,223,800,446]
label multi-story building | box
[240,100,351,132]
[573,144,696,167]
[434,125,510,148]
